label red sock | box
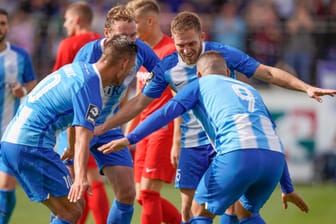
[88,181,109,224]
[77,192,89,224]
[161,197,181,224]
[140,190,162,224]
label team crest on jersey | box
[85,104,101,124]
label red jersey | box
[52,32,101,71]
[137,35,176,120]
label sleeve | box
[141,62,169,98]
[215,43,260,78]
[72,76,102,131]
[128,81,199,144]
[135,38,160,72]
[127,100,186,145]
[279,161,295,194]
[74,40,102,63]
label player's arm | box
[253,64,336,102]
[94,92,154,136]
[279,161,309,213]
[68,126,92,202]
[98,99,188,154]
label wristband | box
[22,86,28,96]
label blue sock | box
[220,213,239,224]
[50,217,72,224]
[181,222,189,224]
[239,214,265,224]
[107,199,134,224]
[0,189,16,224]
[50,213,56,222]
[189,216,212,224]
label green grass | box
[10,183,336,223]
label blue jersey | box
[0,42,36,136]
[129,75,284,155]
[74,38,159,137]
[143,41,260,147]
[1,62,102,148]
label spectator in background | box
[52,2,109,224]
[0,8,37,224]
[283,0,315,84]
[7,1,36,55]
[245,0,283,68]
[210,1,246,51]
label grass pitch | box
[10,183,335,223]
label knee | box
[115,185,136,204]
[0,173,16,190]
[58,199,85,223]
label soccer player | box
[95,11,336,224]
[58,5,161,223]
[0,35,137,224]
[52,2,109,224]
[125,0,181,223]
[97,50,310,223]
[0,8,37,224]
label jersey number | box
[232,84,255,112]
[28,74,61,103]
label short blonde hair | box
[171,11,201,34]
[126,0,160,14]
[67,1,93,25]
[104,5,135,29]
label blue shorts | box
[175,144,215,189]
[0,142,71,202]
[194,149,285,215]
[90,131,133,175]
[56,129,133,173]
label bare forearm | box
[101,93,153,132]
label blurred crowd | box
[0,0,335,85]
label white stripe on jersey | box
[3,106,33,143]
[260,115,283,152]
[233,113,258,149]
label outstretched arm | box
[98,100,187,154]
[254,64,336,102]
[94,93,154,136]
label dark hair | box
[103,34,138,65]
[0,8,9,18]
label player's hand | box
[68,177,91,203]
[306,86,336,103]
[98,138,130,154]
[61,147,74,161]
[282,191,309,213]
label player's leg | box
[237,150,285,224]
[85,156,109,224]
[137,128,180,224]
[1,142,85,223]
[104,165,135,224]
[176,145,215,223]
[0,171,16,224]
[92,139,135,224]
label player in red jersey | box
[126,0,181,223]
[52,2,109,224]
